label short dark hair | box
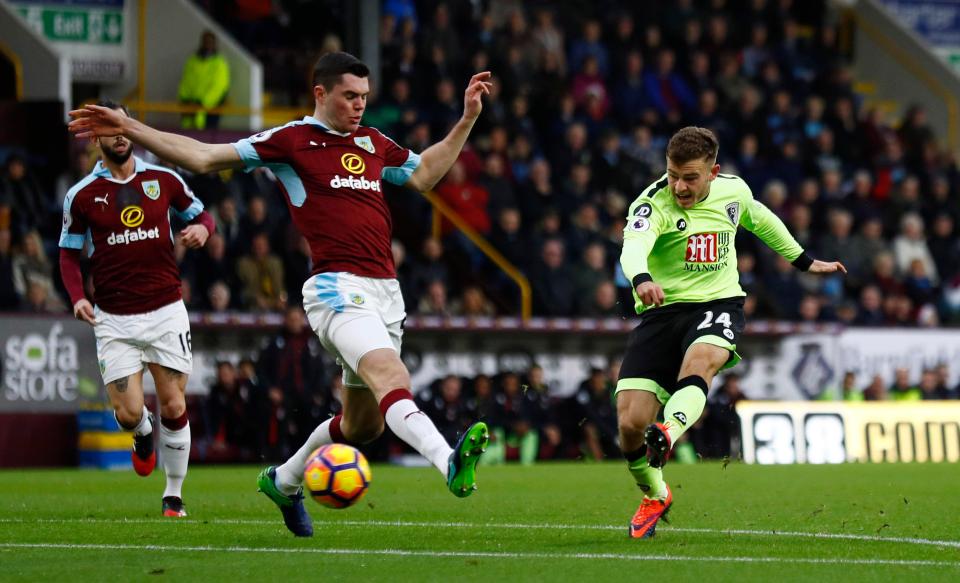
[312,51,370,91]
[666,126,719,165]
[96,99,129,116]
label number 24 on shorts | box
[697,310,731,330]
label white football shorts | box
[302,272,405,389]
[93,300,193,385]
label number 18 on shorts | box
[93,300,193,384]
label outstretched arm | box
[808,259,847,274]
[405,72,492,192]
[68,105,242,174]
[741,199,847,275]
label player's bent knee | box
[368,374,412,399]
[358,349,411,395]
[157,390,186,419]
[682,344,729,375]
[159,401,186,420]
[617,413,647,438]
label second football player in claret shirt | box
[60,100,216,517]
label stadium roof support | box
[421,190,533,321]
[359,0,381,94]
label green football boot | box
[257,466,313,537]
[446,422,489,498]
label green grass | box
[1,462,958,581]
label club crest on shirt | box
[354,136,375,154]
[725,201,740,226]
[141,180,161,200]
[350,293,365,305]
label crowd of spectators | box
[831,364,960,401]
[360,0,960,326]
[195,307,341,462]
[0,151,66,312]
[195,343,631,463]
[2,1,960,327]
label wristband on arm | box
[791,252,814,272]
[632,273,654,288]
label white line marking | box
[667,527,960,549]
[1,517,958,550]
[0,542,956,568]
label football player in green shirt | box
[617,127,846,538]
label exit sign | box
[17,6,123,44]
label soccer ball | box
[303,444,372,509]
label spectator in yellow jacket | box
[889,367,922,401]
[178,30,230,129]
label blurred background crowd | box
[2,0,960,464]
[2,0,960,325]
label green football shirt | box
[620,173,805,314]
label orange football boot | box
[629,484,673,539]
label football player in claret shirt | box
[59,100,215,518]
[69,52,493,537]
[617,127,846,538]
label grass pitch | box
[1,462,958,581]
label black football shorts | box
[616,297,745,403]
